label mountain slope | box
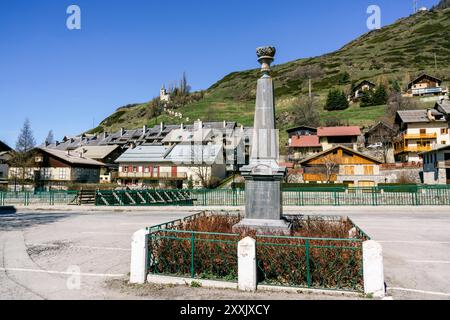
[92,6,450,135]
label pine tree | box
[16,118,36,153]
[325,89,349,111]
[45,130,54,145]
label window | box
[153,166,159,176]
[123,166,128,173]
[364,166,374,175]
[59,168,67,180]
[442,141,447,145]
[441,128,448,135]
[133,166,137,173]
[420,129,426,134]
[343,166,355,175]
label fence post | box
[305,239,311,288]
[238,237,257,292]
[130,228,150,284]
[363,240,385,298]
[190,232,196,278]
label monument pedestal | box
[232,163,291,235]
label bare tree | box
[319,153,340,183]
[292,96,321,127]
[45,130,54,145]
[385,92,418,121]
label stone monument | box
[233,46,290,235]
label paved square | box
[0,206,449,300]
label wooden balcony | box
[403,133,437,140]
[118,172,188,180]
[394,145,432,155]
[303,173,337,182]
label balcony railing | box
[118,172,188,180]
[403,133,437,140]
[394,145,432,155]
[412,87,443,95]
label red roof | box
[289,135,321,148]
[317,126,361,137]
[279,162,295,169]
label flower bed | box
[147,212,368,291]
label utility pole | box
[434,53,437,71]
[308,78,312,99]
[413,0,418,13]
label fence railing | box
[256,235,363,292]
[148,229,240,282]
[0,191,78,206]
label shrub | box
[325,89,349,111]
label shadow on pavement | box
[0,211,74,231]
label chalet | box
[73,145,122,183]
[421,145,450,185]
[317,126,362,151]
[364,121,397,146]
[350,80,376,101]
[287,135,322,162]
[0,140,13,188]
[8,147,104,191]
[394,109,449,163]
[299,145,383,187]
[286,126,317,140]
[406,74,444,97]
[115,144,227,189]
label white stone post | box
[130,228,150,284]
[363,240,385,297]
[238,236,257,292]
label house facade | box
[0,141,13,189]
[8,147,104,191]
[287,135,322,162]
[394,109,449,163]
[299,145,383,187]
[116,144,227,189]
[350,80,376,101]
[422,145,450,185]
[317,126,362,151]
[406,74,445,97]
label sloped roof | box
[298,145,382,165]
[74,145,120,160]
[115,146,169,163]
[317,126,361,137]
[364,121,396,135]
[420,144,450,155]
[38,147,105,166]
[0,140,12,152]
[435,100,450,115]
[407,73,442,89]
[396,109,445,123]
[352,80,376,92]
[164,144,224,165]
[289,135,321,148]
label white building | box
[422,145,450,185]
[394,109,449,163]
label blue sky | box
[0,0,440,147]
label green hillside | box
[91,6,450,139]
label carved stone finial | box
[256,46,276,74]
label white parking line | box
[407,260,450,264]
[0,267,125,278]
[30,243,130,251]
[378,241,450,244]
[81,232,131,236]
[388,287,450,297]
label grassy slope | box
[93,8,450,140]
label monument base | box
[232,218,291,236]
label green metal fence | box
[146,214,366,292]
[0,191,78,206]
[256,235,363,292]
[185,185,450,206]
[148,229,240,282]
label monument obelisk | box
[233,46,290,234]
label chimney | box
[195,119,203,130]
[223,120,227,128]
[67,150,71,156]
[427,109,435,121]
[160,122,164,133]
[142,125,147,135]
[103,132,108,140]
[181,123,184,130]
[120,128,125,137]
